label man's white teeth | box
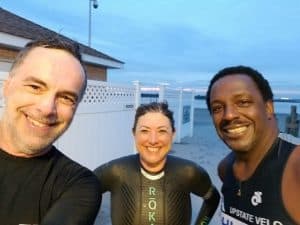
[148,147,159,152]
[226,126,247,134]
[28,117,48,128]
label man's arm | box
[194,185,220,225]
[282,145,300,224]
[41,171,101,225]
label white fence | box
[136,82,195,143]
[0,76,196,169]
[55,80,137,169]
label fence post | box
[158,83,167,102]
[133,80,141,109]
[285,105,299,137]
[175,88,183,143]
[190,90,195,137]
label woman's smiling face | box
[133,112,175,173]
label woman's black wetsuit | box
[94,154,219,225]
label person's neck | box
[141,164,165,174]
[0,122,51,158]
[234,127,279,181]
[0,144,52,158]
[139,158,166,174]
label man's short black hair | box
[206,65,273,113]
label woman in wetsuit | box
[94,102,220,225]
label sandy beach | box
[94,108,296,225]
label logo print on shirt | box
[251,191,262,206]
[148,186,157,224]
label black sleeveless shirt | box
[221,137,297,225]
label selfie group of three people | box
[0,36,299,225]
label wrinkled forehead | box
[137,112,172,126]
[12,47,85,94]
[212,74,258,92]
[210,74,264,101]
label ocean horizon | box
[194,101,300,137]
[194,99,300,115]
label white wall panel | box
[56,110,134,170]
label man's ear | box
[172,130,176,142]
[266,100,275,119]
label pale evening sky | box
[1,0,300,97]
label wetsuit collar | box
[140,167,165,180]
